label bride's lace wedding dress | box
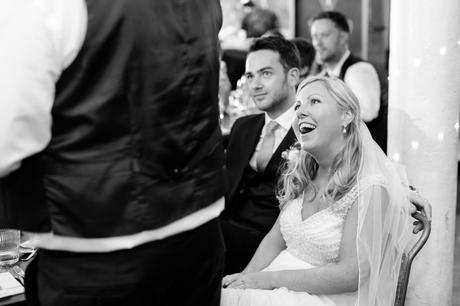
[221,184,361,306]
[221,125,413,306]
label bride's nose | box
[296,102,310,118]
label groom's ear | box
[287,67,300,87]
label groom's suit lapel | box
[227,114,265,206]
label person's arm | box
[243,216,286,273]
[344,62,381,122]
[0,0,86,178]
[222,216,286,287]
[227,200,360,293]
[267,201,359,294]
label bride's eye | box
[310,98,320,105]
[294,103,301,111]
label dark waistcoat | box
[340,53,388,153]
[230,164,280,234]
[0,0,227,237]
[339,53,364,80]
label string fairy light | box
[439,47,447,56]
[411,141,419,150]
[437,132,444,141]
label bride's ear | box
[341,110,353,127]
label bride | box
[221,76,418,306]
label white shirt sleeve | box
[0,0,87,177]
[344,62,381,122]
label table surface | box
[0,293,25,306]
[0,254,34,306]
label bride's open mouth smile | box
[299,122,316,135]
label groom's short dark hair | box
[248,36,300,72]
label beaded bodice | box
[280,184,359,266]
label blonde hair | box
[277,76,362,207]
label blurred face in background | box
[245,50,293,118]
[310,18,348,65]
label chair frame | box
[394,207,431,306]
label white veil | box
[355,122,413,305]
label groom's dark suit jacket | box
[221,113,297,274]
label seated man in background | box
[243,8,283,39]
[221,36,300,275]
[310,10,387,152]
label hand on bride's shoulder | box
[224,272,273,290]
[408,188,432,221]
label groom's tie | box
[256,121,279,172]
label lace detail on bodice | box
[280,184,359,266]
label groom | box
[221,36,300,274]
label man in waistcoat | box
[221,36,299,274]
[310,11,387,152]
[0,1,226,305]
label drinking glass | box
[19,231,37,261]
[0,229,20,267]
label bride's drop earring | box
[342,125,347,134]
